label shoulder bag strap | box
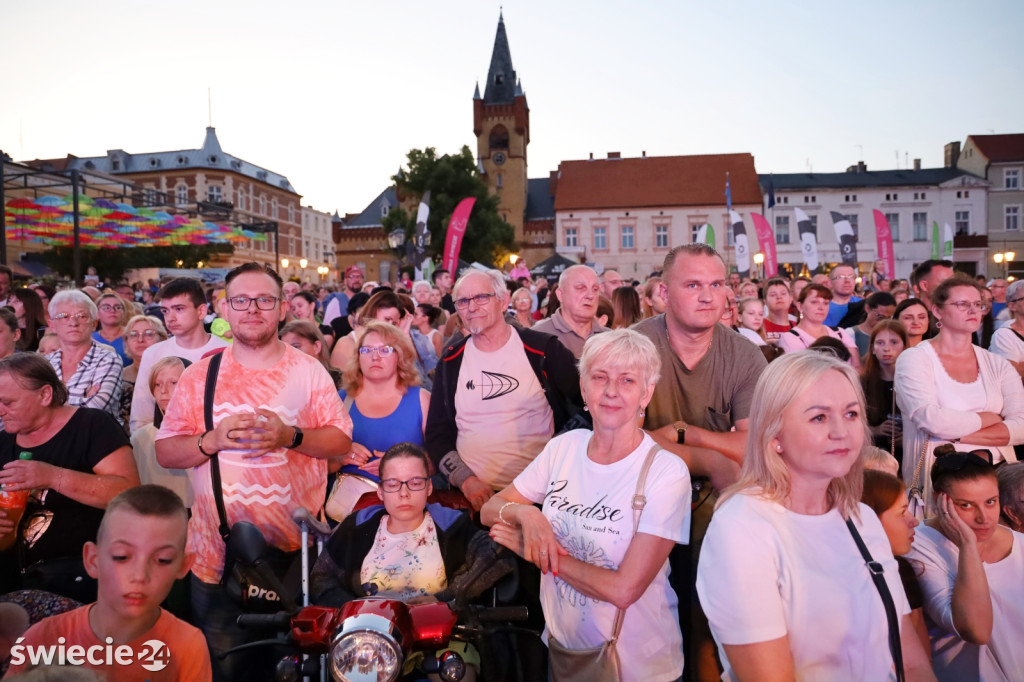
[1010,328,1024,345]
[203,351,230,541]
[846,519,905,682]
[608,443,662,644]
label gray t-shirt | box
[633,317,767,432]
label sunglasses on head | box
[932,443,994,472]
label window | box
[271,199,278,219]
[594,226,607,250]
[955,210,970,235]
[655,224,669,248]
[288,205,294,223]
[691,224,703,243]
[144,188,159,207]
[380,201,389,217]
[176,185,188,206]
[496,173,502,189]
[885,213,900,242]
[775,216,790,244]
[207,185,222,202]
[913,212,928,241]
[844,194,857,203]
[565,227,577,247]
[1007,206,1021,232]
[621,225,635,249]
[259,196,266,215]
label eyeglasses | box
[99,304,124,312]
[453,293,498,310]
[831,274,856,281]
[358,345,395,357]
[128,329,160,339]
[943,300,989,313]
[380,477,428,493]
[227,295,279,311]
[53,312,91,323]
[1009,297,1024,304]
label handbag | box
[546,443,661,682]
[906,437,928,521]
[324,394,380,523]
[203,351,299,614]
[846,519,905,682]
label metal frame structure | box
[2,159,278,284]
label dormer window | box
[494,73,504,86]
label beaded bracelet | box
[498,501,518,526]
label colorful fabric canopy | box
[3,195,268,248]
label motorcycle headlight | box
[328,613,403,682]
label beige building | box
[299,204,338,284]
[956,134,1024,278]
[553,152,763,278]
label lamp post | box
[752,252,765,279]
[316,265,329,282]
[994,250,1016,279]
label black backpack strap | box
[203,351,230,541]
[846,519,905,682]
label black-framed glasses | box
[380,477,428,493]
[943,300,989,313]
[933,443,994,472]
[453,293,497,310]
[99,304,125,312]
[227,295,279,311]
[1009,297,1024,304]
[358,345,395,357]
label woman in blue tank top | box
[327,320,431,522]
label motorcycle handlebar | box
[237,612,292,630]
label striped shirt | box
[47,341,124,423]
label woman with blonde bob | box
[326,320,429,522]
[696,351,936,682]
[482,329,691,682]
[281,319,341,388]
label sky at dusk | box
[2,0,1020,216]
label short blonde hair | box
[578,328,661,390]
[341,320,421,394]
[123,315,168,359]
[719,351,870,520]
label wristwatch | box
[673,420,688,445]
[289,426,304,448]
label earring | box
[775,444,783,453]
[936,321,942,329]
[638,406,645,418]
[583,403,589,412]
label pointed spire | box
[477,156,486,175]
[202,127,223,155]
[473,82,481,100]
[483,11,516,104]
[515,78,523,97]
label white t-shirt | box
[696,493,910,682]
[777,325,858,357]
[130,424,193,507]
[989,327,1024,367]
[455,331,553,489]
[514,430,691,682]
[129,334,228,432]
[360,512,446,600]
[907,524,1024,682]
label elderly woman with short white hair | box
[46,289,124,423]
[483,329,691,682]
[989,278,1024,379]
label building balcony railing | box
[556,245,585,255]
[954,234,988,249]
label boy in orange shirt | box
[7,485,211,681]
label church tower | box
[474,11,529,244]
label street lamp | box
[299,258,308,269]
[753,252,765,279]
[509,254,519,266]
[280,258,290,269]
[317,265,329,281]
[994,251,1016,278]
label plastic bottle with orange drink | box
[0,451,33,552]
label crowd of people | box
[0,250,1022,681]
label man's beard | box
[231,322,278,349]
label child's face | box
[153,365,184,414]
[84,508,191,621]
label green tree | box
[381,146,515,266]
